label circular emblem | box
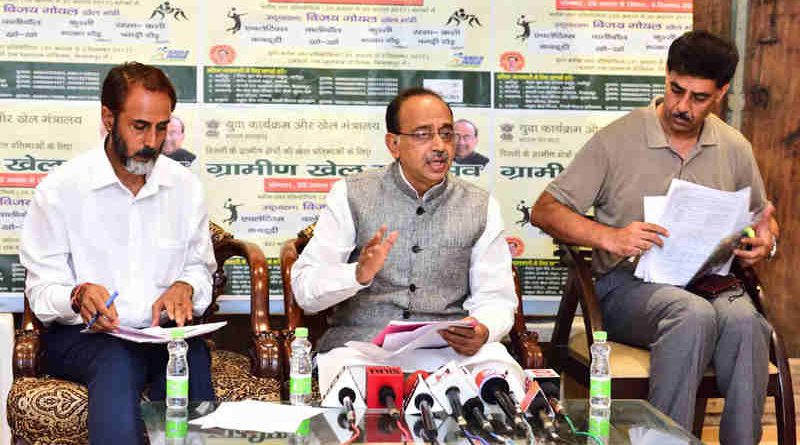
[209,45,236,65]
[499,51,525,72]
[505,236,525,258]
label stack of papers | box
[84,321,227,344]
[635,180,752,286]
[346,319,473,360]
[189,400,324,433]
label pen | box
[86,291,119,329]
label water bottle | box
[166,329,189,409]
[589,330,611,409]
[588,405,610,445]
[165,407,188,445]
[290,327,313,406]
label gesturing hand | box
[439,317,489,356]
[151,281,194,327]
[355,225,399,285]
[603,221,669,257]
[735,202,775,267]
[78,284,119,332]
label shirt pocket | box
[155,238,186,287]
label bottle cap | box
[593,331,607,342]
[743,226,756,238]
[295,327,309,338]
[170,328,185,340]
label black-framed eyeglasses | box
[394,128,455,144]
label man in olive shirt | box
[531,31,778,445]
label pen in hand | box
[86,291,119,330]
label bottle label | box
[166,418,188,438]
[167,375,189,398]
[589,415,610,441]
[590,375,611,398]
[296,419,311,436]
[290,373,312,395]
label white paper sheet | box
[82,321,227,343]
[189,400,324,433]
[346,320,472,360]
[634,180,751,286]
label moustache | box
[672,111,691,122]
[133,147,158,159]
[426,150,449,162]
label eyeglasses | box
[394,128,455,144]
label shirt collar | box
[89,140,174,192]
[646,96,720,149]
[396,161,447,201]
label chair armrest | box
[211,228,280,379]
[14,297,42,377]
[509,267,545,369]
[552,243,604,351]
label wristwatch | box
[767,236,778,260]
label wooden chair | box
[549,243,796,444]
[7,222,282,445]
[277,224,545,400]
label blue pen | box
[86,291,119,329]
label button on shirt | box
[291,170,517,343]
[21,147,216,327]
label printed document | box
[345,319,473,361]
[83,321,227,343]
[635,180,751,286]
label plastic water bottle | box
[165,407,188,445]
[588,405,610,445]
[590,330,611,409]
[290,327,312,406]
[166,329,189,409]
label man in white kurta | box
[291,88,525,397]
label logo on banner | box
[448,52,484,68]
[499,51,525,72]
[209,45,236,65]
[499,123,514,141]
[205,120,220,138]
[153,46,189,61]
[505,236,525,258]
[445,8,482,27]
[149,1,188,21]
[514,201,532,227]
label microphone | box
[528,381,561,441]
[339,387,357,425]
[463,397,493,432]
[404,371,437,438]
[426,361,480,428]
[366,366,403,418]
[446,386,467,426]
[474,369,525,430]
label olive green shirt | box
[546,97,767,275]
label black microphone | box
[445,386,468,427]
[474,369,525,430]
[463,397,493,432]
[339,387,357,425]
[379,386,400,419]
[529,381,560,440]
[404,371,437,438]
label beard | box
[111,121,161,176]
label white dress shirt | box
[291,170,517,343]
[21,146,216,327]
